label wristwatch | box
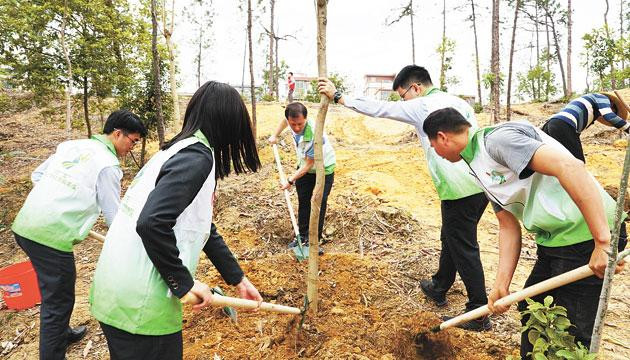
[288,178,294,185]
[333,91,343,104]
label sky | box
[171,0,626,101]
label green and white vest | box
[90,132,215,335]
[421,89,483,200]
[462,127,622,247]
[12,135,119,252]
[294,120,336,175]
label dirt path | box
[1,97,629,359]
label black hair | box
[285,102,307,119]
[422,108,471,139]
[103,110,148,137]
[289,72,293,75]
[392,65,433,90]
[163,81,261,179]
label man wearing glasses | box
[11,110,147,360]
[318,65,491,331]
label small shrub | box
[388,92,401,101]
[506,296,596,360]
[473,102,483,114]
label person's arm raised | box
[527,145,611,278]
[269,118,289,144]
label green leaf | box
[555,349,576,359]
[544,296,553,307]
[534,337,549,352]
[532,310,548,324]
[528,329,541,345]
[554,316,571,330]
[534,352,549,360]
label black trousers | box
[432,192,489,311]
[296,172,334,241]
[518,223,627,359]
[100,322,183,360]
[542,118,585,162]
[15,233,76,360]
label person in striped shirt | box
[542,92,629,162]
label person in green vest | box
[90,81,263,360]
[269,102,335,254]
[422,107,627,359]
[12,110,147,360]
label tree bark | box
[83,76,92,138]
[621,0,625,88]
[308,0,329,315]
[603,0,616,89]
[247,0,257,138]
[439,0,446,90]
[491,0,500,122]
[275,33,279,98]
[410,0,416,64]
[545,12,551,101]
[545,7,567,98]
[470,0,482,106]
[590,93,630,353]
[535,2,541,100]
[162,0,181,127]
[151,0,166,146]
[567,0,572,96]
[60,0,73,139]
[507,0,521,121]
[268,0,275,98]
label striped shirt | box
[550,93,629,133]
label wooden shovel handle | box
[181,291,301,315]
[272,144,301,237]
[439,248,630,331]
[88,230,106,242]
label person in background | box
[287,72,296,103]
[269,102,335,255]
[12,110,147,360]
[90,81,262,360]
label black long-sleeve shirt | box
[136,142,244,298]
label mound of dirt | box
[183,254,516,360]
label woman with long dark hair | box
[90,81,262,360]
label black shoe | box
[67,325,87,344]
[420,279,448,307]
[441,315,492,332]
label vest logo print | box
[486,170,506,184]
[62,150,94,169]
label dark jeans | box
[100,322,183,360]
[296,172,334,241]
[432,192,489,311]
[518,223,627,359]
[542,118,585,162]
[15,233,76,360]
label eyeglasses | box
[115,129,140,145]
[399,83,417,101]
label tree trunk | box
[242,32,247,93]
[83,76,92,138]
[547,11,567,98]
[308,0,329,315]
[590,93,630,352]
[567,0,572,96]
[197,26,203,88]
[471,0,482,106]
[247,0,257,138]
[534,1,542,101]
[275,34,279,98]
[140,137,147,166]
[151,0,166,146]
[410,0,416,64]
[439,0,446,90]
[162,0,181,127]
[507,0,521,121]
[268,0,275,98]
[545,13,551,101]
[621,0,625,88]
[60,0,73,139]
[603,0,616,89]
[491,0,500,122]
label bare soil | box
[1,91,629,359]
